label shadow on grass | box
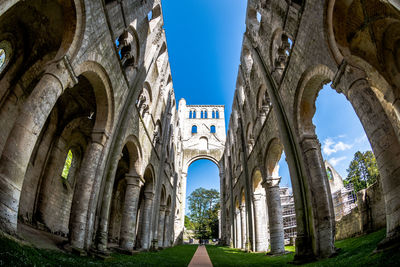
[206,229,400,267]
[0,235,198,267]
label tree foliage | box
[345,150,380,192]
[187,187,220,240]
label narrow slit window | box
[205,111,208,119]
[201,111,204,119]
[193,111,196,118]
[212,111,215,118]
[216,111,220,119]
[189,111,192,119]
[62,150,73,179]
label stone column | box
[69,131,107,249]
[163,209,171,247]
[235,210,242,248]
[240,203,247,250]
[157,205,166,248]
[119,174,143,251]
[263,176,285,254]
[0,65,73,233]
[253,193,269,252]
[140,192,154,249]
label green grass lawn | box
[0,235,197,266]
[1,229,399,266]
[206,229,400,267]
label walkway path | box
[188,245,213,267]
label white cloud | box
[328,156,347,166]
[355,134,368,144]
[322,137,352,156]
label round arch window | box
[0,40,12,74]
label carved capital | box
[262,176,281,188]
[125,174,144,187]
[332,60,368,96]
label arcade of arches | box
[0,0,399,262]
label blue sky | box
[162,1,372,208]
[162,0,247,212]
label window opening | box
[0,49,5,68]
[210,125,216,133]
[189,111,192,119]
[212,111,215,118]
[201,111,204,119]
[216,111,220,119]
[327,167,333,181]
[62,150,73,179]
[205,111,208,119]
[192,125,197,134]
[193,111,196,118]
[147,10,153,21]
[256,12,261,23]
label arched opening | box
[191,125,198,134]
[135,166,154,250]
[251,169,268,252]
[185,159,220,244]
[199,137,209,150]
[210,125,216,134]
[107,138,142,251]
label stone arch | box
[124,134,142,175]
[293,65,337,258]
[74,61,115,135]
[184,155,219,172]
[264,138,284,178]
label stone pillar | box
[157,205,166,248]
[163,209,171,247]
[263,176,285,254]
[140,192,154,249]
[240,204,247,250]
[235,210,242,248]
[253,193,269,252]
[70,131,107,249]
[0,66,72,233]
[119,174,143,251]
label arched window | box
[216,110,220,119]
[201,111,204,119]
[327,168,333,181]
[193,111,196,118]
[212,111,215,118]
[192,125,197,134]
[0,40,12,74]
[189,111,192,119]
[204,111,208,119]
[61,150,73,179]
[210,125,216,133]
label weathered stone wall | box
[335,182,386,240]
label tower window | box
[192,125,197,134]
[193,111,196,118]
[189,111,192,119]
[327,168,333,181]
[201,111,204,119]
[210,125,216,133]
[62,150,73,179]
[212,111,215,118]
[204,111,208,119]
[216,111,220,119]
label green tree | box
[184,215,194,230]
[187,187,220,240]
[345,150,380,192]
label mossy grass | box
[206,229,400,266]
